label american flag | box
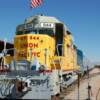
[31,0,43,8]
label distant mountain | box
[93,61,100,66]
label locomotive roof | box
[24,15,61,24]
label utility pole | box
[77,72,80,100]
[87,65,91,100]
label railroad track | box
[60,71,100,100]
[60,77,81,100]
[84,72,100,79]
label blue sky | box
[0,0,100,62]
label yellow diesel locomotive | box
[0,15,80,99]
[14,15,79,72]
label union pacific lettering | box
[18,53,27,58]
[32,52,41,57]
[18,52,41,58]
[21,43,38,48]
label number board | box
[40,23,54,28]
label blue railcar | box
[77,49,84,72]
[83,55,94,72]
[77,49,94,74]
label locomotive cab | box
[14,15,79,72]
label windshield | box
[16,23,37,35]
[39,29,54,36]
[16,25,54,36]
[16,30,37,35]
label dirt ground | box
[64,67,100,100]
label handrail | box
[56,43,63,67]
[0,48,16,69]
